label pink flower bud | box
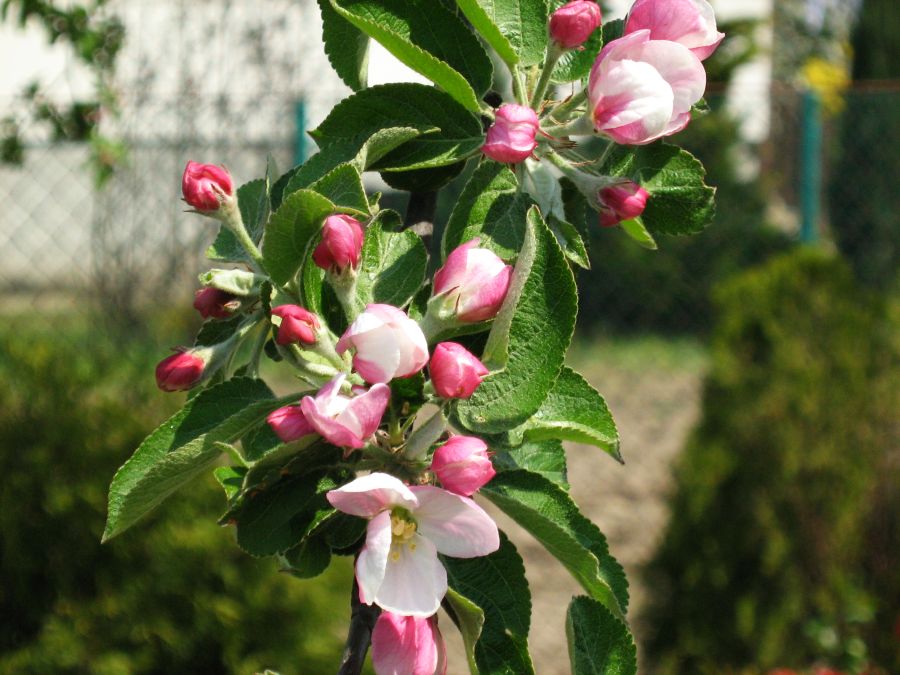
[550,1,603,49]
[625,0,724,61]
[266,404,314,443]
[193,287,239,319]
[430,436,496,497]
[588,30,706,145]
[433,239,513,323]
[271,305,320,346]
[155,348,207,392]
[181,161,234,212]
[312,214,365,273]
[598,181,650,227]
[337,304,429,384]
[482,104,539,164]
[430,342,488,400]
[371,612,447,675]
[300,374,390,449]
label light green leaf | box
[311,84,483,172]
[552,17,622,84]
[444,588,485,674]
[103,378,293,541]
[443,533,535,675]
[566,596,637,675]
[602,143,716,237]
[213,465,247,501]
[455,0,518,66]
[309,163,369,214]
[443,161,532,262]
[459,0,550,67]
[330,0,492,112]
[549,214,591,269]
[456,207,577,433]
[207,179,269,262]
[519,366,620,462]
[261,189,335,287]
[491,437,568,488]
[356,214,428,309]
[619,216,658,250]
[482,470,629,618]
[318,0,369,91]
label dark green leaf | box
[482,470,629,617]
[194,315,244,347]
[566,596,637,675]
[444,588,485,674]
[330,0,492,112]
[458,0,550,67]
[261,189,335,286]
[319,0,369,91]
[279,535,333,579]
[356,216,428,309]
[549,214,591,269]
[455,0,518,66]
[491,437,568,488]
[553,21,604,83]
[207,179,268,262]
[309,163,369,214]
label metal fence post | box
[799,89,822,243]
[294,99,307,166]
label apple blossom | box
[271,304,320,346]
[482,104,540,164]
[155,348,207,392]
[313,214,365,273]
[371,612,447,675]
[550,0,602,49]
[430,436,496,497]
[625,0,724,61]
[326,472,500,616]
[299,374,390,450]
[588,30,706,145]
[337,304,429,384]
[432,240,513,323]
[181,161,234,212]
[266,404,315,443]
[599,180,650,227]
[429,342,489,400]
[193,287,239,319]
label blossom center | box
[389,510,418,561]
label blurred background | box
[0,0,896,673]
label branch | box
[337,576,381,675]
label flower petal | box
[411,486,500,558]
[375,534,446,617]
[356,510,393,605]
[327,472,419,517]
[371,612,442,675]
[339,383,391,440]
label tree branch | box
[337,576,381,675]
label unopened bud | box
[271,305,320,346]
[430,436,496,497]
[193,287,240,319]
[550,1,602,49]
[482,104,540,164]
[430,342,489,400]
[181,161,234,213]
[313,214,364,274]
[598,180,649,227]
[155,348,208,392]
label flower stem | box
[223,205,267,273]
[337,575,381,675]
[530,45,563,109]
[546,88,587,122]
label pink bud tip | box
[482,104,540,164]
[430,342,489,400]
[550,1,602,49]
[433,240,513,323]
[272,305,320,346]
[625,0,724,61]
[598,181,649,227]
[337,304,429,384]
[181,161,234,212]
[155,349,206,392]
[371,612,447,675]
[193,287,239,319]
[266,404,314,443]
[313,214,365,273]
[430,436,496,497]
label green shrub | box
[642,249,899,674]
[0,319,354,674]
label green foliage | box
[643,249,900,673]
[456,0,549,67]
[318,0,369,91]
[566,596,637,675]
[262,189,335,286]
[355,214,428,308]
[0,322,350,673]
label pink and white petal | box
[356,510,393,604]
[337,310,389,354]
[340,383,391,440]
[300,396,364,448]
[593,60,674,138]
[327,472,418,517]
[433,239,479,294]
[375,534,447,617]
[371,613,440,675]
[315,373,346,401]
[411,486,500,558]
[638,40,706,115]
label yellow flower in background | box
[801,55,851,114]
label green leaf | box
[213,465,247,501]
[602,143,716,237]
[552,23,603,83]
[482,470,629,617]
[549,214,590,269]
[194,315,243,347]
[566,596,637,675]
[309,163,369,214]
[103,378,291,541]
[455,0,518,66]
[280,535,333,579]
[444,588,485,674]
[519,366,621,462]
[456,207,577,433]
[234,471,338,557]
[458,0,550,67]
[443,161,532,262]
[318,0,369,91]
[207,179,269,262]
[330,0,492,112]
[355,215,428,309]
[491,437,568,488]
[619,216,657,250]
[443,533,535,674]
[311,84,483,172]
[261,189,335,287]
